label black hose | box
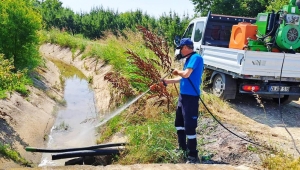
[26,142,126,153]
[278,52,300,155]
[52,149,122,160]
[199,97,270,148]
[187,78,273,150]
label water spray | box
[94,70,173,128]
[94,89,150,128]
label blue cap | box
[176,38,193,49]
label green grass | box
[97,114,123,143]
[0,143,30,166]
[41,29,159,92]
[97,109,184,164]
[39,29,89,55]
[122,115,180,164]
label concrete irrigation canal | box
[22,59,122,166]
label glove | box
[161,80,167,86]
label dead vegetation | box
[104,26,174,108]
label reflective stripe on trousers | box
[187,134,196,139]
[176,127,185,131]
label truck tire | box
[212,74,236,100]
[212,75,225,98]
[272,95,293,105]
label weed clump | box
[262,152,300,169]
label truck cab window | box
[182,23,194,39]
[194,22,204,42]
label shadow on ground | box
[228,94,300,128]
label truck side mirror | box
[174,35,180,46]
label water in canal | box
[39,60,98,166]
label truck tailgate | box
[202,45,300,79]
[242,51,300,78]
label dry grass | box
[262,152,300,170]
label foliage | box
[121,116,180,164]
[0,54,30,99]
[190,0,290,17]
[35,0,190,47]
[40,29,89,53]
[0,0,42,70]
[42,28,168,95]
[104,72,135,97]
[37,0,293,46]
[102,26,173,108]
[98,110,182,164]
[80,6,120,38]
[137,26,172,73]
[81,29,153,72]
[190,0,214,16]
[38,0,67,31]
[190,0,270,17]
[0,143,30,166]
[97,114,123,143]
[83,30,160,91]
[155,12,191,46]
[94,26,189,164]
[266,0,289,12]
[125,49,162,89]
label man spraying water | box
[151,38,204,164]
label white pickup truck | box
[175,11,300,104]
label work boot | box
[186,156,201,164]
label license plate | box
[269,86,290,92]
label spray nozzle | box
[160,69,174,80]
[150,70,174,91]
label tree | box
[60,8,77,35]
[0,0,42,70]
[157,11,190,46]
[266,0,289,12]
[190,0,214,16]
[240,0,269,17]
[37,0,191,46]
[40,0,64,30]
[190,0,269,17]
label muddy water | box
[39,60,98,166]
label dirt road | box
[230,94,300,155]
[197,93,300,168]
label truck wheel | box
[212,74,237,100]
[272,95,293,105]
[212,75,225,98]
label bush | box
[0,0,42,70]
[0,54,30,98]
